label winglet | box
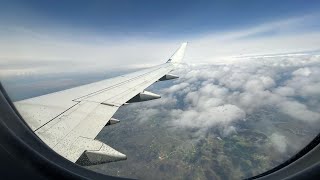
[167,42,188,63]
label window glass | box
[1,1,320,180]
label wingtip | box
[166,42,188,63]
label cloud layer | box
[127,53,320,153]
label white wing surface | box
[14,42,187,165]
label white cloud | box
[270,133,288,153]
[284,66,320,99]
[136,108,160,122]
[222,125,237,137]
[273,87,295,97]
[293,67,312,76]
[303,83,320,97]
[165,82,189,93]
[279,101,320,122]
[170,104,246,129]
[129,53,320,141]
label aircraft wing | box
[13,43,187,165]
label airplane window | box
[1,1,320,180]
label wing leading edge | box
[14,42,187,165]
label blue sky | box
[2,0,320,38]
[1,0,320,77]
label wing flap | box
[34,101,118,162]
